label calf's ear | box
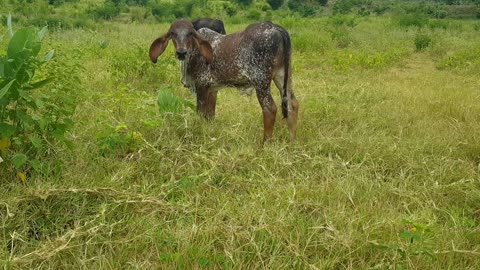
[149,33,170,63]
[194,33,213,64]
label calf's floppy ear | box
[194,33,213,64]
[149,33,170,63]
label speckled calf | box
[149,20,299,142]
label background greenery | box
[1,0,480,269]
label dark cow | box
[192,18,226,34]
[149,20,299,141]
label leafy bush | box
[315,0,328,6]
[333,0,372,15]
[287,0,321,17]
[428,19,450,30]
[246,9,262,20]
[0,22,77,179]
[234,0,253,6]
[414,33,432,51]
[327,15,357,28]
[92,1,122,20]
[394,14,429,28]
[150,0,195,20]
[473,22,480,31]
[267,0,284,10]
[330,28,354,48]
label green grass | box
[1,17,480,269]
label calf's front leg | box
[196,87,217,120]
[256,87,277,142]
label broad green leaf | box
[30,136,42,148]
[16,110,34,127]
[400,230,422,242]
[44,49,54,62]
[37,117,49,131]
[7,28,41,59]
[30,159,43,172]
[11,153,27,168]
[0,123,15,138]
[0,79,15,99]
[28,77,54,90]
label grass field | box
[1,16,480,269]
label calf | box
[192,18,226,34]
[149,20,299,141]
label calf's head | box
[149,20,213,64]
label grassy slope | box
[1,17,480,269]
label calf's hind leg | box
[273,73,299,139]
[255,86,277,142]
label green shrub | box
[473,22,480,31]
[287,0,321,17]
[327,15,357,28]
[267,0,284,10]
[224,2,238,16]
[433,8,448,19]
[151,0,195,20]
[428,19,450,30]
[234,0,253,6]
[329,28,354,48]
[246,9,262,20]
[394,14,429,28]
[332,0,374,15]
[414,33,432,51]
[0,23,77,179]
[316,0,328,6]
[92,1,122,20]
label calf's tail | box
[279,27,291,119]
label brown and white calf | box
[149,20,299,141]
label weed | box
[415,33,432,51]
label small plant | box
[414,33,432,51]
[371,219,434,267]
[96,123,142,156]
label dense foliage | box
[0,0,478,27]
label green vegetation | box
[1,0,480,269]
